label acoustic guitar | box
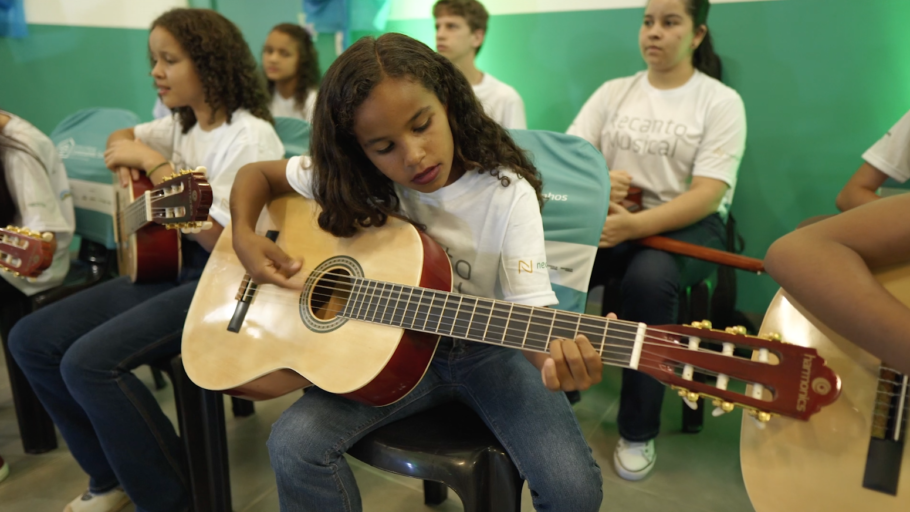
[741,267,910,511]
[0,226,54,279]
[113,168,213,283]
[182,196,840,424]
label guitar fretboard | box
[341,277,644,369]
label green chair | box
[274,117,312,158]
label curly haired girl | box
[229,33,606,512]
[263,23,321,123]
[8,8,283,512]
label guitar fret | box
[525,308,555,352]
[349,278,366,319]
[501,303,515,343]
[503,305,532,348]
[420,290,432,331]
[452,296,476,339]
[449,296,463,336]
[380,284,399,326]
[402,287,420,329]
[578,316,611,355]
[369,282,385,323]
[389,285,407,327]
[484,301,511,345]
[425,292,447,333]
[549,311,581,349]
[468,299,493,341]
[599,319,609,355]
[361,281,379,322]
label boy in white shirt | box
[433,0,527,129]
[836,108,910,211]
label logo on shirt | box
[518,260,548,274]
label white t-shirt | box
[863,108,910,183]
[567,70,747,217]
[473,73,527,130]
[285,156,557,307]
[270,90,317,124]
[1,112,75,295]
[135,109,284,227]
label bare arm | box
[764,193,910,374]
[228,159,301,288]
[600,176,728,247]
[835,162,890,212]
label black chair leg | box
[231,397,255,417]
[170,355,232,512]
[423,480,448,505]
[151,367,169,390]
[0,300,58,454]
[453,450,522,512]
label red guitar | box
[0,226,54,279]
[113,168,213,283]
[183,196,840,425]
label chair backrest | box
[274,117,312,158]
[50,108,141,248]
[509,130,610,314]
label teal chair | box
[274,117,312,158]
[50,108,140,249]
[347,130,610,511]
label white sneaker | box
[63,488,131,512]
[613,437,656,481]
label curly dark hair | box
[151,8,273,133]
[310,33,543,238]
[264,23,321,113]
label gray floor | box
[0,301,758,511]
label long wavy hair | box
[265,24,321,112]
[151,8,273,133]
[310,33,543,238]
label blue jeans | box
[268,338,603,512]
[590,214,726,442]
[7,243,209,512]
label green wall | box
[3,0,910,313]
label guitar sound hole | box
[310,268,353,321]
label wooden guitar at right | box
[741,266,910,511]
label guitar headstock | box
[149,167,213,232]
[638,321,841,423]
[0,226,54,279]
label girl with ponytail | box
[567,0,746,481]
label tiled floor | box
[0,309,758,511]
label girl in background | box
[263,23,321,123]
[568,0,746,481]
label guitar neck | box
[340,277,643,370]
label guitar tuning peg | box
[725,326,747,335]
[711,399,736,417]
[762,332,782,342]
[690,320,712,329]
[193,166,208,176]
[41,232,53,242]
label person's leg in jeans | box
[9,276,196,511]
[452,340,603,511]
[613,214,727,479]
[267,341,458,512]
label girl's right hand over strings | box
[233,229,303,289]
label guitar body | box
[183,195,453,406]
[114,175,181,283]
[741,265,910,511]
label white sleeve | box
[566,82,610,151]
[206,126,285,227]
[498,186,558,307]
[863,109,910,183]
[285,155,317,199]
[504,92,527,130]
[691,96,747,188]
[4,151,74,291]
[133,116,177,161]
